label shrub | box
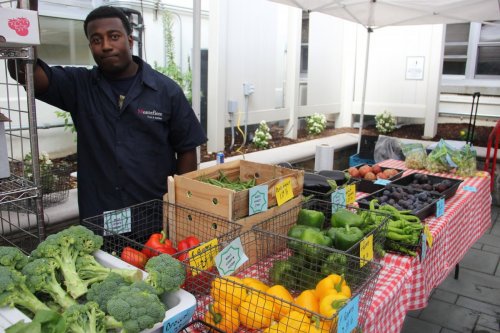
[252,121,272,149]
[375,110,396,134]
[306,113,327,135]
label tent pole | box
[357,27,373,154]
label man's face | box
[86,17,134,77]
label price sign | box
[463,185,477,192]
[275,178,293,206]
[424,225,433,248]
[337,295,360,333]
[374,179,391,186]
[331,188,346,213]
[215,237,248,276]
[359,234,373,268]
[345,184,356,205]
[435,198,445,218]
[421,233,427,261]
[249,185,268,215]
[188,238,219,276]
[163,304,195,333]
[103,207,131,236]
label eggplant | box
[317,170,348,186]
[303,172,337,194]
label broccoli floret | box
[0,246,29,271]
[22,258,76,310]
[30,225,103,299]
[106,290,166,333]
[76,253,143,285]
[63,301,106,333]
[0,266,50,315]
[144,254,186,294]
[86,273,129,313]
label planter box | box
[168,160,304,221]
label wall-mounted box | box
[0,8,40,47]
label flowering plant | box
[375,110,396,134]
[306,113,327,135]
[24,152,60,193]
[252,121,272,149]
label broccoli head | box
[30,225,103,299]
[106,289,166,333]
[76,253,142,286]
[86,273,129,313]
[22,258,76,310]
[0,246,28,271]
[63,301,106,333]
[144,254,186,294]
[0,266,50,316]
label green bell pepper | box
[325,227,344,242]
[299,228,333,258]
[297,209,325,229]
[287,225,319,252]
[334,225,364,251]
[269,259,294,285]
[321,252,348,277]
[330,208,364,228]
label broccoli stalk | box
[76,254,143,285]
[30,225,103,299]
[0,246,29,271]
[0,266,50,316]
[22,258,77,310]
[63,301,107,333]
[144,254,186,295]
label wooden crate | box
[167,160,304,221]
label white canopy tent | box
[268,0,500,153]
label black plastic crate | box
[348,164,405,193]
[390,173,463,200]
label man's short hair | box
[84,6,132,38]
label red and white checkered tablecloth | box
[362,160,492,333]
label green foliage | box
[144,253,186,294]
[252,120,272,149]
[5,309,66,333]
[154,11,193,103]
[63,301,107,333]
[23,152,68,194]
[54,111,76,142]
[306,113,327,135]
[375,110,396,134]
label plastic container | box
[349,163,405,193]
[349,153,375,167]
[0,250,197,333]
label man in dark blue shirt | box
[10,5,207,220]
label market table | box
[362,160,492,333]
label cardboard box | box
[168,160,304,221]
[0,113,11,179]
[0,8,40,47]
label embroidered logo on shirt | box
[137,108,163,121]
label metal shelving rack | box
[0,1,45,253]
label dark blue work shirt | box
[36,57,207,219]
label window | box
[300,11,309,76]
[37,16,93,66]
[443,21,500,79]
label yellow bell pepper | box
[204,301,240,333]
[211,276,248,307]
[308,316,333,333]
[315,274,349,300]
[279,310,311,333]
[319,293,348,317]
[263,322,288,333]
[243,277,270,292]
[239,292,274,329]
[266,285,294,320]
[294,289,319,315]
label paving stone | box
[401,316,442,333]
[491,221,500,237]
[474,326,500,333]
[483,245,500,255]
[478,234,500,248]
[473,242,484,250]
[441,329,461,333]
[477,313,500,332]
[439,268,500,306]
[419,299,478,332]
[456,296,500,317]
[407,309,422,318]
[460,248,500,275]
[432,289,459,304]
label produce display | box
[0,225,186,333]
[391,173,462,200]
[346,164,404,193]
[401,143,427,170]
[199,170,256,191]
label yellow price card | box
[424,225,433,248]
[275,178,293,206]
[346,184,356,205]
[188,238,219,276]
[359,234,373,268]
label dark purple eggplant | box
[303,172,337,194]
[317,170,348,186]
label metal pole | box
[357,27,372,154]
[193,0,202,167]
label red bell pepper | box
[142,230,177,258]
[120,246,148,270]
[177,236,201,261]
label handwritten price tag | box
[345,184,356,205]
[331,188,346,213]
[463,185,477,192]
[421,233,427,261]
[215,237,248,276]
[359,235,373,268]
[103,207,131,236]
[424,225,433,248]
[188,238,219,276]
[337,295,360,333]
[374,179,391,186]
[435,198,445,218]
[249,185,268,215]
[275,178,293,206]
